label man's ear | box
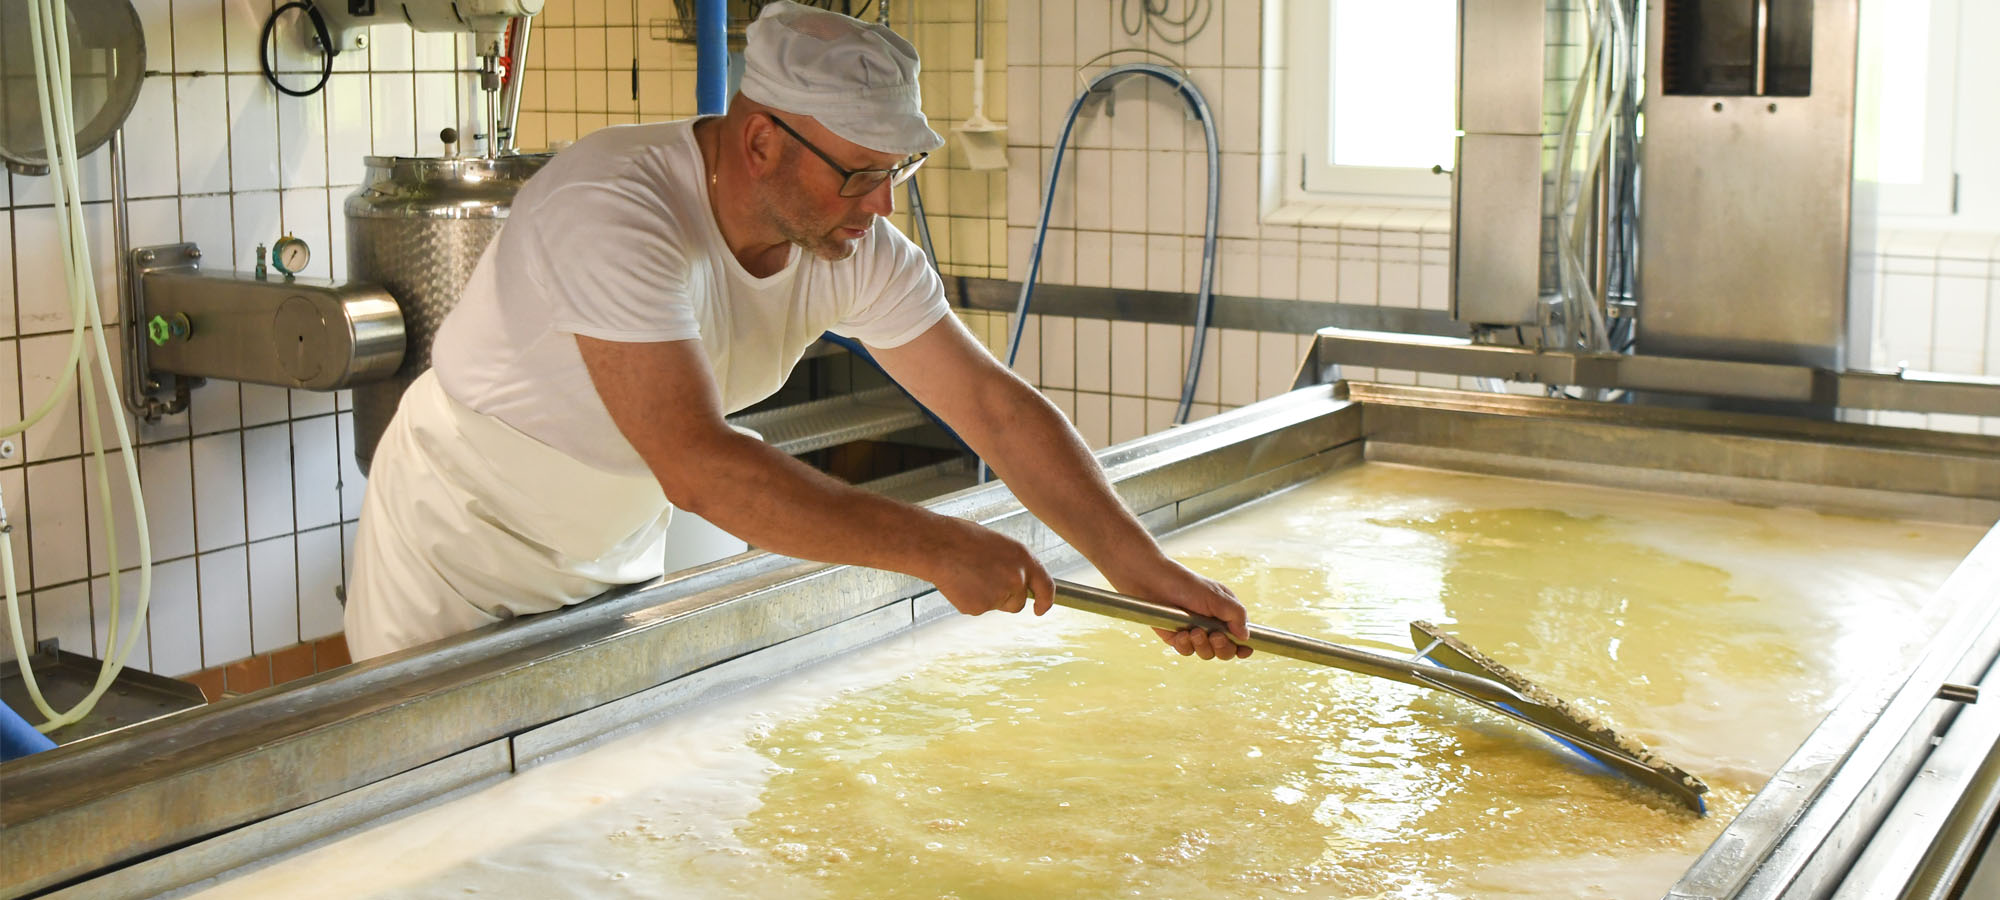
[741,115,784,177]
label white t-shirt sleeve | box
[827,221,950,349]
[535,180,703,343]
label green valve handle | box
[147,313,190,346]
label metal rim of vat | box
[3,385,1999,900]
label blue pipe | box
[695,0,727,114]
[1005,63,1221,426]
[1,699,56,761]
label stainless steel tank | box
[344,153,552,473]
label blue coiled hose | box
[980,63,1221,483]
[1007,63,1221,425]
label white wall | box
[0,2,486,676]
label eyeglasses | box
[762,113,927,198]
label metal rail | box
[1300,327,2000,418]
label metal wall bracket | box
[123,244,200,421]
[125,242,407,421]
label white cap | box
[738,1,944,158]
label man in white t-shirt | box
[344,1,1251,663]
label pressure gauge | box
[272,234,311,278]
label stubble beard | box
[757,156,869,262]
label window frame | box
[1856,0,1960,218]
[1282,0,1455,208]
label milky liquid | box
[182,464,1985,900]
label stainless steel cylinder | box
[344,152,551,473]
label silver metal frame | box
[5,384,1999,899]
[1299,328,2000,419]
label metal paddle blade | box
[1410,621,1710,815]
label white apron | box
[344,370,673,660]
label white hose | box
[6,0,154,734]
[1550,0,1625,356]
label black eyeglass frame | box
[761,113,928,198]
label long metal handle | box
[1051,580,1526,705]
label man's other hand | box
[1111,558,1253,661]
[925,518,1058,618]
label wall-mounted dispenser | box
[124,242,407,417]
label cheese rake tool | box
[1051,580,1710,815]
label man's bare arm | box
[575,335,1052,617]
[867,317,1251,659]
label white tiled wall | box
[1,2,483,676]
[990,0,1452,438]
[1854,232,2000,434]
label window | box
[1284,0,1457,205]
[1855,0,1959,217]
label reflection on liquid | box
[188,465,1982,900]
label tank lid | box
[349,153,556,219]
[360,153,554,181]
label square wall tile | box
[277,91,330,190]
[33,584,93,664]
[139,440,197,561]
[370,73,417,158]
[242,385,292,428]
[244,424,295,542]
[326,74,374,187]
[1040,314,1076,389]
[197,547,251,666]
[19,334,83,461]
[91,570,152,672]
[189,380,243,436]
[1258,331,1299,400]
[227,75,282,192]
[1074,391,1110,449]
[1219,328,1258,406]
[1146,323,1183,401]
[173,0,226,72]
[249,536,300,654]
[126,76,181,198]
[27,459,87,589]
[1110,320,1146,396]
[294,415,342,530]
[192,432,246,553]
[180,194,235,278]
[1075,231,1111,288]
[1110,233,1147,291]
[1111,395,1145,444]
[14,207,76,336]
[1146,233,1183,293]
[336,412,368,520]
[298,526,346,641]
[83,450,141,575]
[1073,150,1111,231]
[146,557,201,676]
[1074,317,1111,392]
[0,469,28,592]
[176,76,232,196]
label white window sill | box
[1263,200,1451,234]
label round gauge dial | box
[272,234,311,276]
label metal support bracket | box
[125,242,406,418]
[124,244,200,421]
